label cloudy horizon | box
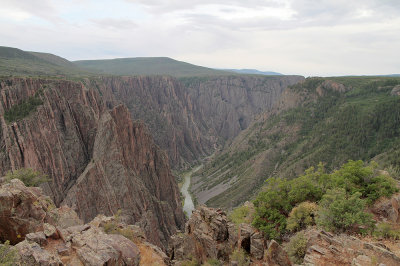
[0,0,399,76]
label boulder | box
[264,240,292,266]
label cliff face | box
[92,75,304,168]
[0,78,184,249]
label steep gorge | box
[91,75,304,168]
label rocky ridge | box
[0,77,184,249]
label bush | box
[204,258,222,266]
[286,202,318,232]
[0,240,19,266]
[252,160,397,239]
[373,223,400,240]
[229,205,253,226]
[4,168,49,187]
[285,232,308,264]
[316,188,374,233]
[230,249,250,266]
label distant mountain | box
[74,57,231,77]
[0,46,89,77]
[224,69,282,75]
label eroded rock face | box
[264,240,292,266]
[0,78,184,249]
[94,75,304,168]
[169,206,238,263]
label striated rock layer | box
[0,77,184,249]
[90,75,304,168]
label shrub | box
[230,249,250,266]
[286,202,318,232]
[373,223,400,240]
[0,240,19,266]
[316,188,374,233]
[4,168,49,187]
[229,205,253,226]
[285,232,308,264]
[204,258,222,266]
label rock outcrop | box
[169,206,238,263]
[0,179,169,266]
[0,179,81,245]
[0,78,184,249]
[302,229,400,266]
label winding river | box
[181,165,202,217]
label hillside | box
[225,69,283,75]
[0,46,90,77]
[192,76,400,209]
[74,57,231,77]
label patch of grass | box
[285,232,308,264]
[0,240,19,266]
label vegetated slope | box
[224,69,283,75]
[90,75,304,168]
[0,77,184,249]
[0,46,90,77]
[74,57,231,77]
[193,76,400,209]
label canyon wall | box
[0,78,184,249]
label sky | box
[0,0,399,76]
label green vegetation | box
[286,202,317,232]
[252,161,397,239]
[0,240,18,266]
[316,189,374,233]
[4,168,49,187]
[284,232,308,264]
[198,76,400,209]
[373,222,400,240]
[4,92,43,123]
[74,57,231,77]
[0,46,92,77]
[228,205,253,226]
[229,249,250,266]
[204,258,222,266]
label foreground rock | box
[301,229,400,266]
[0,179,81,245]
[168,206,237,263]
[0,180,168,265]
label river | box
[181,165,202,217]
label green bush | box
[253,160,397,238]
[204,258,222,266]
[229,205,252,226]
[316,188,374,233]
[286,202,318,232]
[4,168,49,187]
[373,223,400,240]
[230,249,250,266]
[0,240,19,266]
[285,232,308,264]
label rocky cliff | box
[89,75,304,168]
[0,77,184,249]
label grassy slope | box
[74,57,232,77]
[0,46,92,77]
[195,76,400,209]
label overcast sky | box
[1,0,399,76]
